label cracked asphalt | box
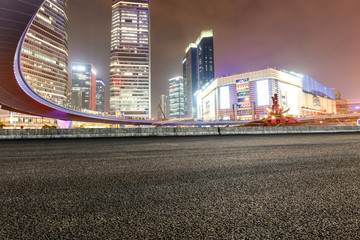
[0,134,359,239]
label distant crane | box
[157,102,166,121]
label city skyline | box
[1,2,359,239]
[67,0,360,116]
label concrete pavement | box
[0,134,359,239]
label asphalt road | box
[0,134,359,239]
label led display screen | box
[286,85,300,115]
[257,80,269,106]
[220,86,230,109]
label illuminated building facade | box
[96,79,105,112]
[196,68,337,120]
[71,63,96,111]
[0,0,155,126]
[0,110,59,129]
[20,0,69,106]
[182,57,188,116]
[169,76,186,119]
[110,0,151,118]
[183,30,214,118]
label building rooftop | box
[185,29,213,53]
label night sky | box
[68,0,360,114]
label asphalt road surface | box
[1,134,359,239]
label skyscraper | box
[184,44,198,118]
[110,0,151,119]
[197,30,215,87]
[20,0,69,106]
[182,57,188,116]
[169,76,186,119]
[71,63,96,111]
[183,30,215,118]
[96,79,105,112]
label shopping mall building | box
[195,68,336,121]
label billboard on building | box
[219,86,230,109]
[256,80,269,106]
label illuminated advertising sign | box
[257,80,269,106]
[236,78,249,84]
[357,119,360,126]
[220,86,230,109]
[236,78,249,91]
[286,85,300,115]
[238,102,251,108]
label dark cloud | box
[68,0,360,114]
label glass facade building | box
[302,75,335,100]
[110,0,151,118]
[96,79,105,112]
[20,0,69,106]
[182,57,188,115]
[184,45,198,118]
[169,76,186,119]
[197,30,215,87]
[183,30,215,118]
[71,63,96,111]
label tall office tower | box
[71,63,96,111]
[96,79,105,112]
[184,44,198,118]
[196,30,215,87]
[110,0,151,119]
[20,0,69,106]
[183,30,215,118]
[169,76,186,119]
[182,57,188,115]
